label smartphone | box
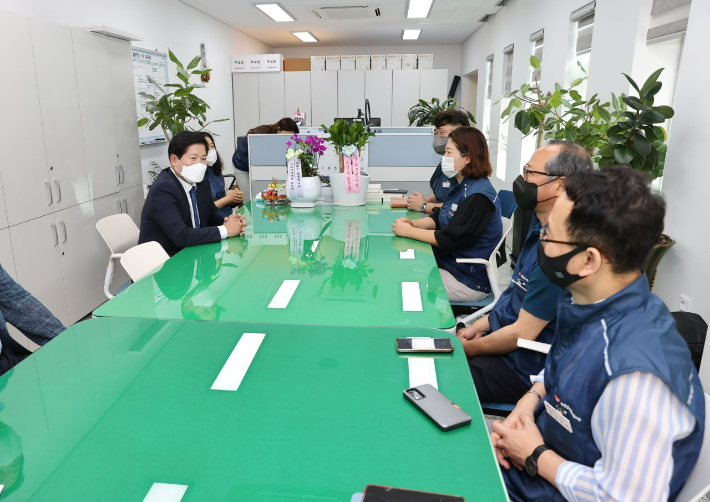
[404,384,472,431]
[396,337,454,353]
[383,188,408,194]
[363,485,465,502]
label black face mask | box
[536,241,587,289]
[512,175,560,211]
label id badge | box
[451,203,458,211]
[442,181,450,188]
[544,401,573,433]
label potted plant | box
[320,120,376,206]
[285,133,326,208]
[408,96,476,126]
[136,50,228,140]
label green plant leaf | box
[597,107,612,122]
[137,118,149,127]
[622,73,640,94]
[530,55,541,69]
[654,126,667,141]
[520,83,530,95]
[168,50,183,69]
[656,105,674,119]
[642,81,662,100]
[570,78,584,88]
[614,144,634,165]
[621,96,652,111]
[640,68,664,95]
[608,134,627,145]
[597,144,617,157]
[550,89,562,108]
[186,56,201,70]
[514,110,530,132]
[633,131,652,156]
[638,109,665,124]
[569,90,582,102]
[577,60,587,73]
[164,83,183,88]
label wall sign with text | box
[231,54,283,73]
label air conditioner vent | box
[310,5,381,20]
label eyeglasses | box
[539,225,589,248]
[523,164,562,180]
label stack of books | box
[366,184,383,204]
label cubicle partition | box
[248,127,440,196]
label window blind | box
[533,38,543,82]
[576,12,595,55]
[503,50,514,93]
[647,0,691,43]
[486,56,494,99]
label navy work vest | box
[490,215,559,383]
[504,274,705,502]
[429,162,451,203]
[433,176,502,293]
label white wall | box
[274,44,462,103]
[652,0,710,388]
[0,0,272,181]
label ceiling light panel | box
[403,29,422,40]
[255,3,295,22]
[406,0,434,19]
[292,31,319,42]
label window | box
[530,29,544,83]
[482,54,494,147]
[566,2,595,99]
[496,45,514,182]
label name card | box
[287,157,304,198]
[231,54,283,73]
[343,150,361,194]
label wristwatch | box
[525,444,549,476]
[419,203,427,212]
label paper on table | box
[402,282,423,311]
[211,333,266,391]
[408,357,438,389]
[142,483,188,502]
[399,249,415,259]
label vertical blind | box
[486,54,494,99]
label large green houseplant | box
[408,97,476,126]
[137,50,228,141]
[321,119,376,173]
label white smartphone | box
[395,337,454,353]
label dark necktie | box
[189,187,201,228]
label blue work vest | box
[205,167,232,219]
[504,274,705,502]
[433,176,502,293]
[491,215,558,383]
[429,162,451,203]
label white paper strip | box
[267,280,300,309]
[402,282,423,311]
[399,249,415,260]
[517,338,551,354]
[143,483,188,502]
[211,333,266,391]
[408,357,438,389]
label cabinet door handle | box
[122,197,127,214]
[59,220,67,243]
[44,180,53,205]
[119,165,125,185]
[115,165,120,186]
[116,200,122,214]
[53,178,62,203]
[50,223,58,247]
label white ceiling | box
[179,0,503,48]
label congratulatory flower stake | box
[342,145,361,193]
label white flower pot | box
[287,176,322,208]
[330,173,370,206]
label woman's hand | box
[230,188,244,205]
[407,191,426,211]
[491,413,545,471]
[392,217,413,238]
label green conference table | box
[94,202,456,328]
[0,318,507,501]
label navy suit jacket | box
[139,168,225,256]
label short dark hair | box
[200,131,224,176]
[564,166,665,274]
[168,131,208,161]
[433,109,470,129]
[448,127,492,179]
[545,140,594,178]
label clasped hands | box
[224,213,248,237]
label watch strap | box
[531,444,549,463]
[525,390,542,402]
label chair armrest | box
[517,338,551,354]
[455,258,488,265]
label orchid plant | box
[285,134,327,177]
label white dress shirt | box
[171,168,227,239]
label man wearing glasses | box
[457,140,592,404]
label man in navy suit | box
[139,131,247,256]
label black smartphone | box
[363,485,465,502]
[383,188,408,194]
[396,337,454,353]
[403,384,472,431]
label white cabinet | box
[30,18,91,212]
[233,73,260,143]
[338,71,365,118]
[365,70,393,127]
[0,228,15,279]
[285,72,311,125]
[420,69,449,103]
[72,28,120,201]
[392,70,421,126]
[55,202,103,323]
[0,12,53,227]
[92,193,131,297]
[258,72,285,126]
[311,71,338,128]
[9,214,69,326]
[120,184,145,226]
[106,36,142,189]
[0,173,8,230]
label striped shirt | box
[533,370,697,501]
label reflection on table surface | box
[94,203,455,328]
[0,318,507,501]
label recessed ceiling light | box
[403,29,422,40]
[254,3,295,22]
[292,31,319,43]
[406,0,434,19]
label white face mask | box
[441,154,465,178]
[176,158,207,184]
[206,149,218,167]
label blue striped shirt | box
[534,370,697,501]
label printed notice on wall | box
[133,48,170,145]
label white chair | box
[119,241,170,283]
[677,392,710,502]
[453,216,513,326]
[96,214,139,299]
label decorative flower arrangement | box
[285,134,327,177]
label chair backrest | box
[677,392,710,502]
[120,242,170,283]
[498,190,517,219]
[488,217,513,286]
[96,214,139,255]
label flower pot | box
[643,236,675,290]
[329,173,370,206]
[286,175,322,208]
